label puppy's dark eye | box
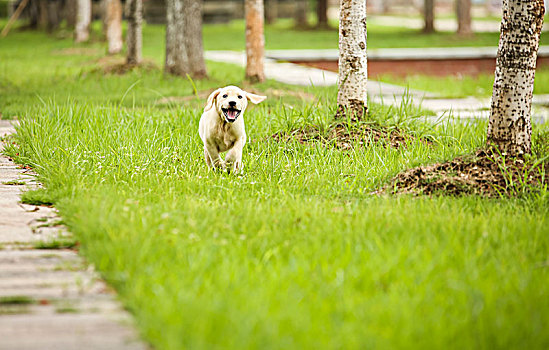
[222,94,228,98]
[238,95,243,99]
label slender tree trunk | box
[38,0,48,29]
[456,0,472,36]
[487,0,545,156]
[245,0,265,83]
[423,0,434,33]
[165,0,189,75]
[336,0,368,120]
[65,0,77,28]
[185,0,207,78]
[103,0,123,54]
[294,0,308,28]
[75,0,91,43]
[46,0,62,32]
[265,0,277,25]
[126,0,143,65]
[317,0,329,28]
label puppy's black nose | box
[229,101,237,107]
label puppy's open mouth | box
[222,108,241,122]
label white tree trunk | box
[126,0,142,65]
[337,0,368,119]
[103,0,123,55]
[245,0,265,83]
[165,0,189,76]
[74,0,91,43]
[487,0,545,156]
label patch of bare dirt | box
[272,122,423,150]
[386,150,548,197]
[94,57,159,75]
[52,47,101,56]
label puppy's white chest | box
[212,128,237,153]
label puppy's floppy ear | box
[204,88,222,112]
[246,92,267,105]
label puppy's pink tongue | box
[228,110,236,119]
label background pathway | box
[206,49,549,124]
[0,120,147,350]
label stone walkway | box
[0,121,147,350]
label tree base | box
[335,102,368,123]
[383,149,548,197]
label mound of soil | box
[272,122,421,150]
[387,150,548,197]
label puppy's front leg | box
[205,143,225,170]
[225,138,245,174]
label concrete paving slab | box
[0,120,148,350]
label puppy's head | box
[204,86,266,123]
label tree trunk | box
[165,0,189,75]
[103,0,123,54]
[185,0,207,78]
[294,0,308,28]
[336,0,368,120]
[456,0,472,36]
[126,0,143,65]
[423,0,434,33]
[38,0,48,29]
[75,0,91,43]
[65,0,77,28]
[245,0,265,83]
[487,0,545,156]
[265,0,277,25]
[317,0,329,28]
[46,0,62,32]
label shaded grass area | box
[2,19,549,350]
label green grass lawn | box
[379,69,549,98]
[2,20,549,350]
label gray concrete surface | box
[0,120,147,350]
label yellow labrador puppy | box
[199,86,266,173]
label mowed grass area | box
[379,69,549,98]
[2,20,549,350]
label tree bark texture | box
[423,0,434,33]
[75,0,91,43]
[126,0,143,65]
[165,0,189,75]
[65,0,77,28]
[38,0,48,29]
[294,0,308,28]
[103,0,123,54]
[317,0,329,28]
[265,0,277,25]
[337,0,368,120]
[46,0,63,32]
[456,0,472,36]
[245,0,265,83]
[185,0,207,78]
[487,0,545,155]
